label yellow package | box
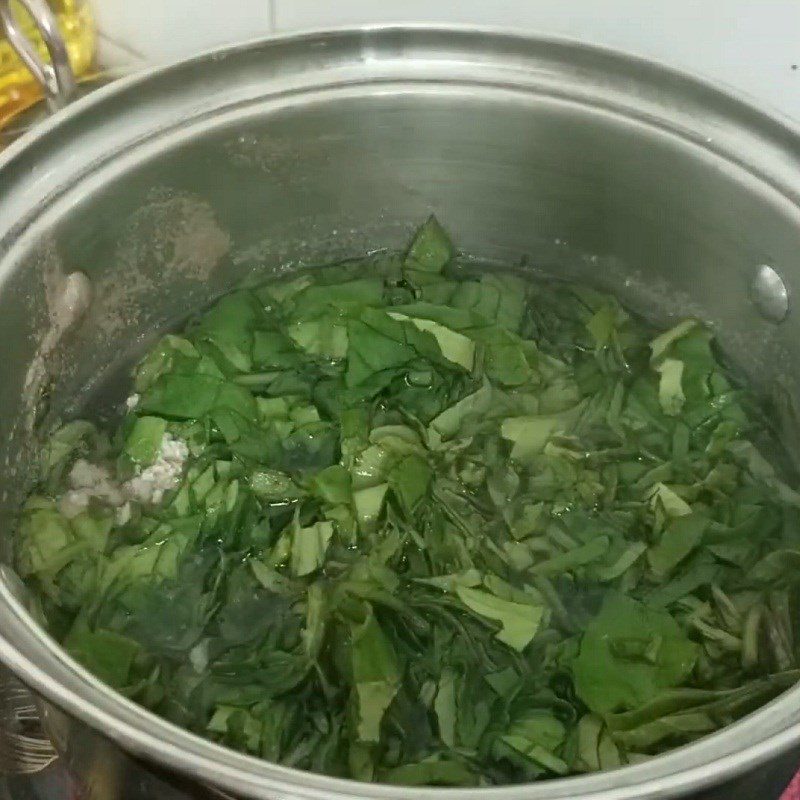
[0,0,95,128]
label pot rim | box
[2,23,800,800]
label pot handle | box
[0,0,77,111]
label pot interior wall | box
[2,34,800,794]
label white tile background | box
[91,0,273,69]
[90,0,800,120]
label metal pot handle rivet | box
[751,264,789,323]
[0,0,77,111]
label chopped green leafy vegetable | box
[16,218,800,786]
[570,593,698,714]
[455,585,545,651]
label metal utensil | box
[0,0,76,111]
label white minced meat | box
[58,459,124,518]
[58,432,188,517]
[124,433,189,505]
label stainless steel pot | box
[1,20,800,800]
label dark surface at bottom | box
[694,746,799,800]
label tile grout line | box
[268,0,277,33]
[95,29,148,62]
